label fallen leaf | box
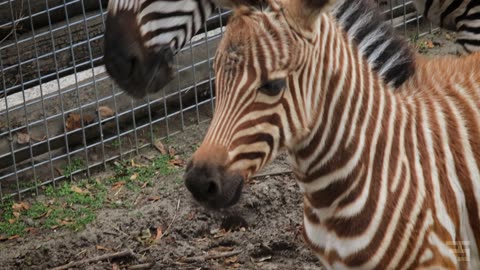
[147,196,161,202]
[224,256,238,264]
[71,185,89,194]
[254,256,272,263]
[168,147,176,158]
[97,106,115,119]
[154,227,163,241]
[30,135,47,142]
[16,132,30,145]
[140,182,148,189]
[12,202,30,211]
[24,227,38,234]
[169,158,186,168]
[96,245,113,251]
[8,218,16,224]
[426,40,434,49]
[7,235,20,240]
[60,220,74,226]
[12,212,20,218]
[112,263,119,270]
[130,159,146,168]
[66,113,95,131]
[111,181,125,189]
[154,141,167,155]
[33,207,52,219]
[130,173,138,181]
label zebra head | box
[104,0,214,98]
[184,0,336,209]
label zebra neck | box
[290,15,403,207]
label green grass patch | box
[107,154,179,190]
[0,179,107,238]
[63,158,85,178]
[0,150,182,240]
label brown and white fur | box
[184,0,480,269]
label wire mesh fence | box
[0,0,434,201]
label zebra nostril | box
[207,181,218,195]
[127,54,138,77]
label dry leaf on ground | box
[426,40,434,49]
[154,141,167,155]
[97,106,115,119]
[168,147,176,158]
[169,158,186,168]
[16,132,30,145]
[66,113,95,131]
[154,227,163,241]
[71,185,89,194]
[147,196,161,202]
[96,245,113,251]
[111,181,125,189]
[7,235,20,240]
[12,202,30,211]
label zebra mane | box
[331,0,416,88]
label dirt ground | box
[0,29,458,270]
[0,120,319,270]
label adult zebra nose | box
[184,161,244,209]
[104,11,175,98]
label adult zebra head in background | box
[103,0,215,98]
[103,0,416,98]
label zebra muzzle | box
[104,10,175,98]
[184,161,244,209]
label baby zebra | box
[183,0,480,269]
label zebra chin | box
[184,161,244,209]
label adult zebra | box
[413,0,480,54]
[104,0,415,98]
[183,0,480,269]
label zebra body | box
[184,0,480,269]
[104,0,415,97]
[413,0,480,54]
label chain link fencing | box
[0,0,435,201]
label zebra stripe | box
[108,0,215,53]
[189,0,480,269]
[414,0,480,54]
[106,0,415,87]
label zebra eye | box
[259,79,286,96]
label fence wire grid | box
[0,0,435,201]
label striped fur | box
[414,0,480,54]
[108,0,215,53]
[106,0,415,88]
[188,0,480,268]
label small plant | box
[0,178,108,239]
[63,158,85,178]
[111,140,121,149]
